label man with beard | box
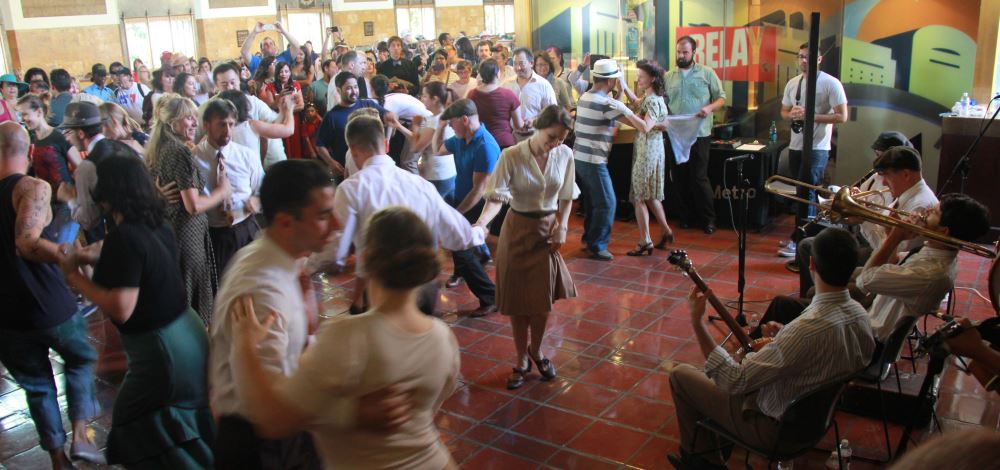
[314,73,397,180]
[193,99,264,274]
[663,35,726,234]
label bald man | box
[0,122,102,468]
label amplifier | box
[839,370,937,427]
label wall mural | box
[530,0,980,187]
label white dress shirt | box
[209,233,334,419]
[193,139,263,227]
[501,73,557,123]
[334,155,485,277]
[705,289,874,419]
[485,140,578,213]
[859,178,937,253]
[383,93,432,122]
[856,245,957,341]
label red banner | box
[676,26,777,82]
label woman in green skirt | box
[61,152,214,469]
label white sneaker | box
[777,242,797,257]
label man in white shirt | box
[335,113,486,315]
[789,134,923,295]
[194,99,264,274]
[857,194,990,341]
[112,67,148,125]
[752,194,989,347]
[778,42,848,256]
[211,159,414,469]
[502,47,557,142]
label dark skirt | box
[106,308,215,469]
[496,210,577,316]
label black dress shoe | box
[785,260,800,273]
[703,223,716,235]
[531,356,557,380]
[468,304,497,318]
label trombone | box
[765,174,997,259]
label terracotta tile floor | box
[2,213,999,469]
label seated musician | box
[791,141,937,298]
[753,194,990,345]
[668,227,875,470]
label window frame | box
[123,14,197,70]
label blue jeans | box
[576,160,616,252]
[0,313,98,450]
[788,149,830,226]
[429,177,456,206]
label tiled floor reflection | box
[2,213,998,469]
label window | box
[124,16,196,70]
[484,1,515,36]
[280,10,328,55]
[0,27,7,75]
[395,0,435,40]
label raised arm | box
[242,22,266,66]
[276,22,301,60]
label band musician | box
[668,227,875,470]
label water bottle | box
[825,439,852,469]
[960,92,970,116]
[840,439,852,469]
[769,120,778,142]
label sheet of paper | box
[736,143,767,151]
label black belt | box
[512,209,556,219]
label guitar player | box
[667,227,876,470]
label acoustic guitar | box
[667,249,770,355]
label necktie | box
[217,151,233,214]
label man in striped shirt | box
[669,227,875,469]
[573,59,651,260]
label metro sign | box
[676,26,778,82]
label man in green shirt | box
[664,35,726,234]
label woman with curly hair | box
[146,93,231,323]
[60,154,215,469]
[625,60,673,255]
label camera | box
[328,26,340,34]
[791,120,804,134]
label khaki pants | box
[669,364,785,465]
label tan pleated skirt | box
[495,210,577,316]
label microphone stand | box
[735,156,752,326]
[940,95,1000,195]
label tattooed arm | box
[14,176,62,264]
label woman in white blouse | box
[229,207,460,470]
[475,105,578,389]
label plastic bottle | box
[825,439,852,469]
[841,440,852,469]
[769,120,778,142]
[960,92,970,116]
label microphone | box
[725,153,755,163]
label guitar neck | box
[687,269,755,351]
